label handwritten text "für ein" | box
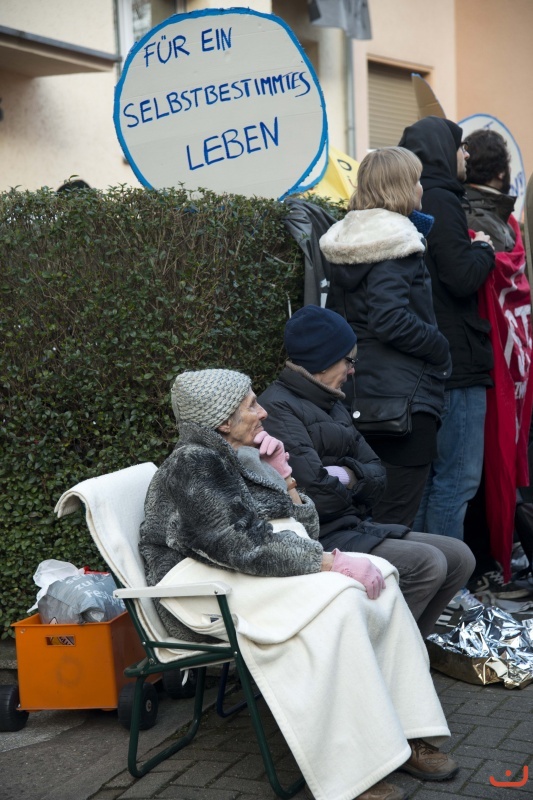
[143,27,232,68]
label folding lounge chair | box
[55,463,305,798]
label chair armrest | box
[114,580,232,599]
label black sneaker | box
[468,570,533,601]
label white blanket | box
[159,556,450,800]
[54,463,228,663]
[55,466,450,799]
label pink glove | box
[254,431,292,478]
[331,549,386,600]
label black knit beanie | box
[284,305,357,374]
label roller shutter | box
[368,62,420,148]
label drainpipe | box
[345,34,356,158]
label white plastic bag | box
[28,559,84,613]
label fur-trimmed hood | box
[319,208,425,265]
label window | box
[132,0,153,42]
[368,61,421,148]
[116,0,180,68]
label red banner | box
[477,216,533,579]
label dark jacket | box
[139,422,323,640]
[283,197,338,306]
[259,365,409,551]
[464,185,517,253]
[399,116,495,389]
[320,207,451,418]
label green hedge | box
[0,185,343,637]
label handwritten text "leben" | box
[186,117,279,171]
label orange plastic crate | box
[12,612,150,711]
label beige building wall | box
[225,0,456,160]
[456,0,533,181]
[0,0,133,191]
[273,0,346,155]
[187,0,272,11]
[2,0,531,192]
[350,0,456,159]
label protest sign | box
[114,7,327,199]
[307,145,359,203]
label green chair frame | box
[113,577,305,798]
[55,463,304,798]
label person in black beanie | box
[259,305,475,639]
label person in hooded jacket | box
[398,116,495,550]
[320,146,451,528]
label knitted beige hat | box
[171,369,252,429]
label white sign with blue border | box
[114,8,328,200]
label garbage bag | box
[38,573,125,624]
[28,558,83,613]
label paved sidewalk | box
[89,671,532,800]
[1,644,532,800]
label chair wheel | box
[162,668,198,699]
[118,682,158,730]
[0,685,29,731]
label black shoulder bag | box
[351,367,425,438]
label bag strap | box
[408,364,425,403]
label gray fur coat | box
[139,422,323,640]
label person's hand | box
[254,431,292,478]
[331,549,386,599]
[324,465,357,488]
[473,231,494,249]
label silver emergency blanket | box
[427,605,533,689]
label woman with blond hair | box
[320,147,451,528]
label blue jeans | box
[414,386,487,540]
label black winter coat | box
[321,208,451,418]
[399,116,495,389]
[259,366,409,551]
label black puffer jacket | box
[321,207,450,418]
[259,366,409,551]
[399,117,495,389]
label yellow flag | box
[305,145,359,204]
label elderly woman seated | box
[139,368,458,800]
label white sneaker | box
[435,588,483,629]
[511,544,530,572]
[448,587,484,611]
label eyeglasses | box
[461,143,469,153]
[345,356,358,367]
